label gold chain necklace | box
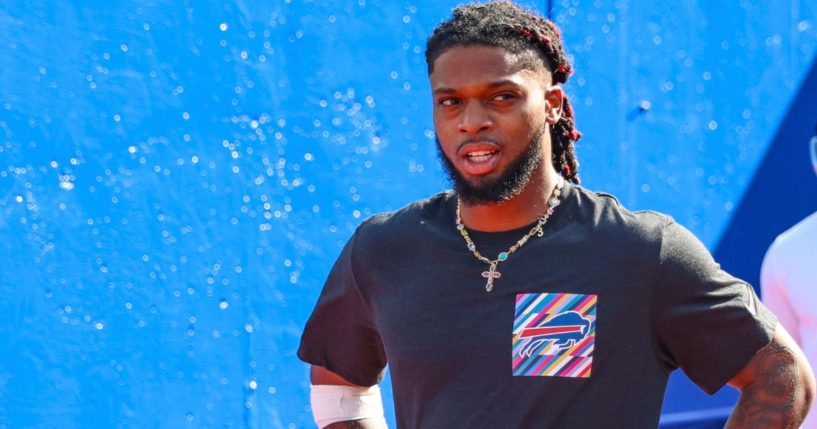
[455,180,563,292]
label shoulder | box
[565,185,713,270]
[565,184,674,245]
[764,210,817,268]
[772,211,817,253]
[354,190,454,246]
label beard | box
[436,125,547,205]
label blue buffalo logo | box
[518,311,592,357]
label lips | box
[458,141,501,176]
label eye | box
[492,92,516,102]
[438,97,460,107]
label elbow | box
[728,325,816,427]
[801,362,817,423]
[790,347,816,425]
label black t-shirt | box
[298,183,776,428]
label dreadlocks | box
[425,1,581,184]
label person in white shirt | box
[761,129,817,429]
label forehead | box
[429,45,550,91]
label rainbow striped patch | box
[512,292,597,378]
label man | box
[760,128,817,429]
[298,2,815,427]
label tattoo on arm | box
[727,342,800,428]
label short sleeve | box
[297,231,387,387]
[652,220,777,394]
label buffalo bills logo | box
[518,310,592,357]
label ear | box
[544,85,564,125]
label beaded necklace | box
[455,179,563,292]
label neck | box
[459,166,562,232]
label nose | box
[458,100,493,134]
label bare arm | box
[311,365,360,386]
[311,365,388,429]
[725,324,816,428]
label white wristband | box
[310,384,386,428]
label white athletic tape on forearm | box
[310,384,386,428]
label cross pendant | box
[481,262,502,292]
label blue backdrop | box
[1,1,815,428]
